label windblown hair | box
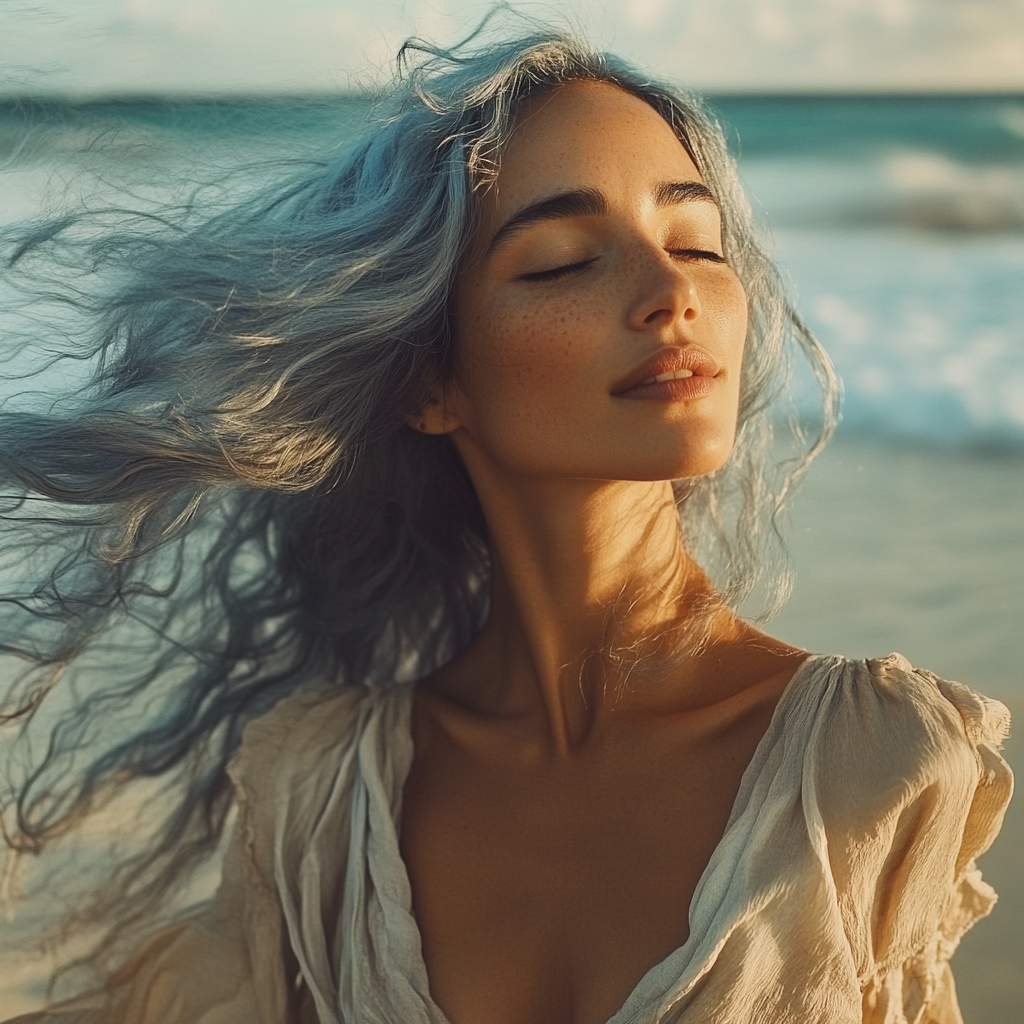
[0,13,837,985]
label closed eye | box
[669,248,728,264]
[520,257,599,282]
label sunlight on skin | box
[408,82,798,750]
[396,81,812,1024]
[397,81,806,1024]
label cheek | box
[707,273,749,356]
[458,291,601,408]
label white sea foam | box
[742,149,1024,232]
[764,225,1024,448]
[732,134,1024,448]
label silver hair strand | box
[0,13,838,991]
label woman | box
[0,21,1012,1024]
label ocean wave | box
[778,230,1024,449]
[743,149,1024,233]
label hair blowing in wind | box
[0,14,837,986]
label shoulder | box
[224,683,378,892]
[804,653,1011,815]
[862,652,1010,752]
[227,683,371,792]
[798,653,1013,975]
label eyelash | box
[521,249,727,282]
[669,248,728,264]
[520,258,599,282]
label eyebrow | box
[487,180,719,253]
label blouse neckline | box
[378,651,838,1024]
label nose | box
[626,251,701,331]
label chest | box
[398,715,770,1024]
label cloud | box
[2,0,1024,94]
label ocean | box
[0,94,1022,1020]
[3,92,1023,448]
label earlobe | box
[406,387,461,435]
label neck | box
[437,454,722,755]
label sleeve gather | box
[849,655,1013,1024]
[4,684,361,1024]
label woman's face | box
[438,80,748,483]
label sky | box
[3,0,1024,95]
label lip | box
[611,346,722,399]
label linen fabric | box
[8,653,1013,1024]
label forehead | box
[480,80,703,225]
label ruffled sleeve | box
[4,684,364,1024]
[819,655,1012,1024]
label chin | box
[636,433,737,482]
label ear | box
[406,381,462,435]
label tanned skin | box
[400,81,808,1024]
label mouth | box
[611,347,721,399]
[639,369,695,385]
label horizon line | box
[2,87,1024,106]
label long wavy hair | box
[0,13,838,990]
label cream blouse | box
[9,653,1013,1024]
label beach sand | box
[1,434,1020,1020]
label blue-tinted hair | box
[0,15,836,984]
